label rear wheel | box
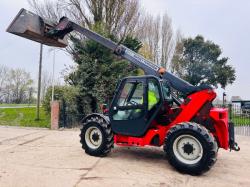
[80,115,114,157]
[164,122,218,175]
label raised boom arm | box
[48,17,202,95]
[48,17,161,76]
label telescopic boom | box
[47,17,161,76]
[47,17,201,95]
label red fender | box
[210,108,229,149]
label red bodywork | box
[114,89,230,150]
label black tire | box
[163,122,218,175]
[80,115,114,157]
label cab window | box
[148,79,160,110]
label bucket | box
[6,8,67,48]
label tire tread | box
[163,122,218,175]
[80,115,114,157]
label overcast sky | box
[1,0,249,100]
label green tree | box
[65,32,142,115]
[172,35,235,88]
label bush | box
[43,85,79,115]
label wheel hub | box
[182,142,195,155]
[173,134,203,165]
[85,126,103,149]
[92,132,100,142]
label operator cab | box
[109,75,174,137]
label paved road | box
[0,126,249,187]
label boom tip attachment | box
[6,8,68,47]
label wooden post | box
[51,101,60,130]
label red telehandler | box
[7,9,240,175]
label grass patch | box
[0,107,50,128]
[0,103,36,107]
[232,115,250,126]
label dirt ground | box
[0,126,249,187]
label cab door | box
[109,76,163,137]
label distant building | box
[231,96,242,102]
[231,96,250,113]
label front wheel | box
[80,115,114,157]
[164,122,218,175]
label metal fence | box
[228,104,250,136]
[58,101,85,128]
[59,113,85,128]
